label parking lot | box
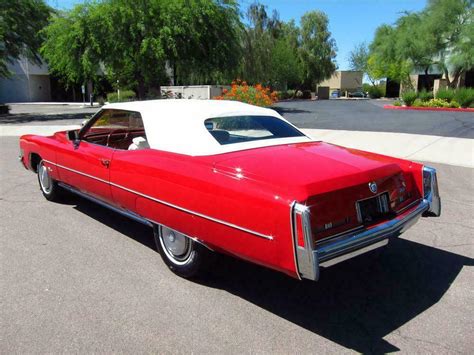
[1,100,473,353]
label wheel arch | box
[29,152,42,173]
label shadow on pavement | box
[273,106,312,115]
[0,112,90,124]
[72,196,473,353]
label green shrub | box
[435,89,455,102]
[427,98,450,107]
[0,104,10,114]
[393,100,402,106]
[402,91,418,106]
[412,98,425,107]
[107,90,136,103]
[295,90,303,99]
[418,90,434,102]
[362,83,372,93]
[449,100,460,108]
[287,89,296,98]
[368,85,384,98]
[453,87,474,108]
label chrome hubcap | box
[39,162,52,194]
[160,226,192,262]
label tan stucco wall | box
[318,71,363,91]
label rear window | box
[205,115,304,145]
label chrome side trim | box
[46,159,273,241]
[58,182,153,227]
[60,182,213,250]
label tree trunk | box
[137,75,146,100]
[450,69,463,89]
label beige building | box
[318,70,363,93]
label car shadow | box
[71,196,473,353]
[0,112,90,124]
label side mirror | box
[67,130,80,149]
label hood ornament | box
[368,182,378,194]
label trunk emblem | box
[369,182,378,194]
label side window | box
[82,109,148,150]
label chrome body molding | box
[58,182,154,227]
[291,198,431,281]
[59,183,213,250]
[45,160,273,241]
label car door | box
[56,109,124,203]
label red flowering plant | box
[213,79,278,107]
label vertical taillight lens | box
[295,213,305,247]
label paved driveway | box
[275,100,474,138]
[1,133,473,353]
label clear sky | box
[46,0,428,70]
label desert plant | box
[107,90,136,103]
[418,90,434,102]
[402,91,417,106]
[213,80,278,107]
[453,87,474,108]
[435,89,455,102]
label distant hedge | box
[107,90,136,103]
[402,88,474,108]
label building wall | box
[161,85,230,100]
[0,57,51,103]
[339,71,363,91]
[319,72,341,90]
[318,71,363,91]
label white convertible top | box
[104,99,312,156]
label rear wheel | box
[37,160,63,202]
[154,224,210,278]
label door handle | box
[100,159,110,168]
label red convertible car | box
[19,100,441,280]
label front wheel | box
[37,160,64,202]
[154,225,211,278]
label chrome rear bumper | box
[291,167,441,281]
